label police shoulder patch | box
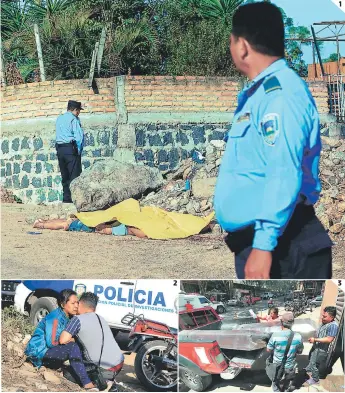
[263,76,282,94]
[261,113,280,146]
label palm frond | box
[28,0,78,22]
[111,17,158,55]
[1,0,35,38]
[197,0,244,23]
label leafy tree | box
[1,0,320,81]
[1,0,33,38]
[279,8,315,77]
[198,280,209,295]
[323,52,341,63]
[1,0,39,81]
[192,0,244,26]
[153,0,239,76]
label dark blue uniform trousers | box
[226,205,333,279]
[56,143,82,203]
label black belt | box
[225,204,315,254]
[56,141,74,148]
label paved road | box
[222,299,283,318]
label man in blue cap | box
[214,2,332,279]
[56,100,84,203]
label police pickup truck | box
[9,280,178,331]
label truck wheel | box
[134,340,177,392]
[180,370,212,392]
[217,306,226,314]
[29,297,58,326]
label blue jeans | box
[305,348,328,381]
[43,342,91,386]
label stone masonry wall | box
[134,123,228,171]
[0,76,335,204]
[1,122,118,203]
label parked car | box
[227,299,245,307]
[243,296,261,305]
[262,292,274,300]
[310,296,323,307]
[1,280,21,308]
[179,294,227,314]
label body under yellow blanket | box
[75,198,214,240]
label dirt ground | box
[1,203,344,279]
[1,203,233,279]
[2,327,154,392]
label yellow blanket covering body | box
[75,198,214,240]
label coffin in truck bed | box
[179,318,317,350]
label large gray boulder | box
[70,160,164,212]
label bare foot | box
[64,218,74,231]
[33,219,45,229]
[84,382,98,391]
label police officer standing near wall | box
[214,2,333,279]
[56,100,84,203]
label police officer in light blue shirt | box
[214,2,332,279]
[56,100,84,203]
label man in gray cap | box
[55,100,84,203]
[266,312,304,392]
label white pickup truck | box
[179,293,226,314]
[13,279,179,331]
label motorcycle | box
[121,313,178,392]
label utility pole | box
[312,42,317,78]
[88,41,99,88]
[336,35,340,74]
[311,25,325,77]
[34,24,46,81]
[97,27,107,75]
[0,35,6,87]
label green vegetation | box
[2,306,34,336]
[1,0,316,82]
[323,52,342,63]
